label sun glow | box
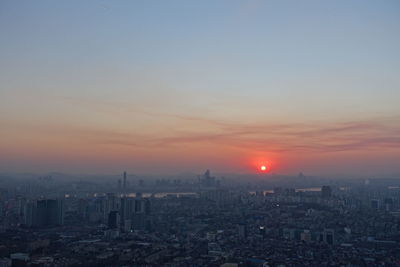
[248,157,273,173]
[260,165,267,171]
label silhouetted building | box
[200,170,217,187]
[120,197,135,231]
[28,199,64,227]
[123,172,127,191]
[104,193,119,222]
[132,197,151,231]
[108,210,120,229]
[24,201,36,227]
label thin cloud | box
[58,96,400,153]
[89,117,400,153]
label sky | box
[1,0,400,176]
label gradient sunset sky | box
[1,0,400,175]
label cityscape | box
[1,0,400,266]
[0,171,399,266]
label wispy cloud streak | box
[59,96,400,153]
[92,117,400,153]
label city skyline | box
[1,0,400,175]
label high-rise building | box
[29,199,64,227]
[132,212,146,230]
[123,172,127,191]
[200,170,217,187]
[108,210,120,229]
[104,193,119,223]
[132,197,151,231]
[120,197,135,231]
[24,201,36,227]
[133,197,151,214]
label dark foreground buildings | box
[24,199,64,228]
[0,174,400,266]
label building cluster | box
[0,172,399,266]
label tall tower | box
[123,171,127,191]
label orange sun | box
[260,165,267,171]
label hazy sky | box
[1,0,400,175]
